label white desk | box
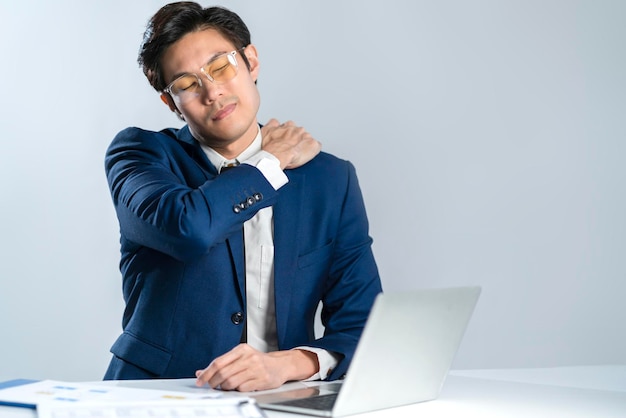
[2,366,625,417]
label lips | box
[212,103,236,121]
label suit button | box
[253,193,263,202]
[246,196,256,206]
[231,312,244,325]
[233,205,241,213]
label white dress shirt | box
[201,128,338,380]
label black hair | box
[138,2,252,92]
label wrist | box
[271,349,319,382]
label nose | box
[199,75,223,103]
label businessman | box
[104,2,382,391]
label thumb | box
[261,119,281,143]
[262,118,280,130]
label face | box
[160,28,260,156]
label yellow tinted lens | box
[205,53,237,83]
[171,75,200,95]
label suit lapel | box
[273,171,304,346]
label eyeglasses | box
[163,48,244,104]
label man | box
[104,2,382,392]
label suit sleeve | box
[104,127,278,262]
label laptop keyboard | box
[276,392,338,411]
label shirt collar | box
[201,127,262,171]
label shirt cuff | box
[242,151,288,190]
[293,346,340,381]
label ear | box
[243,44,260,82]
[160,93,185,121]
[160,93,177,112]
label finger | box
[230,376,265,392]
[263,118,280,129]
[211,345,265,391]
[261,119,281,144]
[197,361,237,389]
[207,360,246,390]
[195,365,217,387]
[195,348,242,387]
[197,344,256,388]
[217,367,254,391]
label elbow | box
[160,234,213,263]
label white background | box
[0,0,624,381]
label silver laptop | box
[254,286,481,417]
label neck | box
[210,138,253,160]
[194,121,259,160]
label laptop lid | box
[257,286,481,416]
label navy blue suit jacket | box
[103,125,382,381]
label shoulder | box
[105,126,201,173]
[109,126,181,148]
[298,151,357,178]
[106,126,199,158]
[287,151,362,198]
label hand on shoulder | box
[261,119,322,170]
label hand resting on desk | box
[195,343,319,392]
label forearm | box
[107,150,278,261]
